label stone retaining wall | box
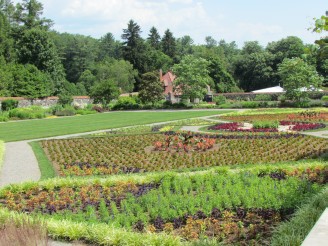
[0,96,93,108]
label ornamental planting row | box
[0,168,326,244]
[219,111,328,123]
[40,133,328,176]
[209,121,326,132]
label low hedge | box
[270,187,328,245]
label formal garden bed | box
[216,109,328,123]
[0,163,327,245]
[208,121,326,132]
[1,109,328,245]
[40,132,328,176]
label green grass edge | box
[29,141,56,180]
[270,186,328,246]
[0,140,4,170]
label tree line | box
[0,0,327,100]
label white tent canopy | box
[251,85,323,93]
[252,86,284,93]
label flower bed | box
[219,111,328,123]
[40,133,328,176]
[153,132,216,153]
[0,167,326,244]
[279,121,326,131]
[208,122,278,132]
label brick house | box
[160,70,182,103]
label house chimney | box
[159,69,163,81]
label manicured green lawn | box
[0,110,229,142]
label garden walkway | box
[0,141,40,187]
[301,130,328,139]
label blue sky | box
[15,0,326,47]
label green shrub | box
[192,103,217,109]
[213,95,227,105]
[54,105,76,117]
[240,101,260,108]
[49,105,64,115]
[57,93,73,106]
[278,95,286,103]
[1,99,18,111]
[112,96,140,110]
[0,112,9,122]
[254,94,272,101]
[321,96,328,102]
[253,120,279,129]
[8,106,47,119]
[267,101,279,107]
[75,109,97,115]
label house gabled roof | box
[160,71,176,86]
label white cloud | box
[53,0,219,42]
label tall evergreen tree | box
[98,32,122,61]
[161,29,176,58]
[147,26,161,50]
[121,19,147,86]
[13,0,52,30]
[0,0,15,62]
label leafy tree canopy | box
[173,55,213,101]
[90,79,120,107]
[278,57,323,102]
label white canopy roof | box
[252,85,323,93]
[252,86,284,93]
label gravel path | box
[0,141,41,187]
[301,130,328,139]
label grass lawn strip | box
[29,141,56,180]
[0,111,229,142]
[0,140,4,170]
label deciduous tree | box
[90,79,120,108]
[173,55,213,101]
[278,57,323,102]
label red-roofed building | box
[160,70,176,95]
[159,69,213,103]
[160,70,182,103]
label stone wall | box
[0,96,93,109]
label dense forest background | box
[0,0,327,99]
